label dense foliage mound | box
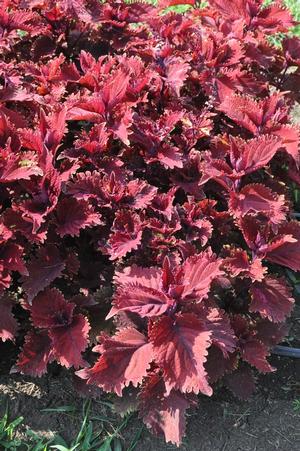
[1,0,300,445]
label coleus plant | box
[0,0,300,446]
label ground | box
[0,304,299,450]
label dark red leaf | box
[250,276,294,323]
[140,379,193,446]
[265,221,300,271]
[0,294,18,342]
[55,198,102,237]
[50,314,90,369]
[150,314,212,395]
[30,288,75,328]
[16,330,53,377]
[21,245,65,303]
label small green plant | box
[0,401,140,451]
[293,399,300,411]
[0,406,24,450]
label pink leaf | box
[219,94,264,134]
[229,135,282,175]
[164,57,190,96]
[204,307,237,356]
[114,265,162,291]
[126,180,157,210]
[77,328,152,396]
[107,284,174,319]
[229,183,287,225]
[0,149,42,183]
[159,0,195,8]
[273,125,300,166]
[181,249,223,301]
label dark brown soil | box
[0,354,299,450]
[0,303,299,451]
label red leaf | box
[0,243,28,275]
[229,135,282,175]
[241,339,274,373]
[150,313,212,395]
[21,245,65,303]
[159,0,195,8]
[114,265,162,291]
[55,198,102,237]
[219,94,264,134]
[164,57,190,96]
[256,4,294,32]
[77,328,152,396]
[75,123,109,154]
[229,183,287,225]
[204,307,237,356]
[210,0,252,22]
[140,375,193,446]
[223,248,266,281]
[256,320,288,347]
[250,276,294,323]
[150,188,177,221]
[273,125,300,166]
[181,249,223,301]
[126,180,157,210]
[3,208,47,244]
[102,68,130,110]
[16,330,53,377]
[67,97,105,121]
[105,211,143,260]
[205,346,237,384]
[50,314,90,369]
[19,160,61,233]
[265,221,300,271]
[107,284,175,319]
[283,37,300,65]
[0,112,21,151]
[231,316,274,373]
[30,288,75,328]
[0,149,42,183]
[0,294,18,342]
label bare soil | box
[0,304,299,450]
[0,355,299,450]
